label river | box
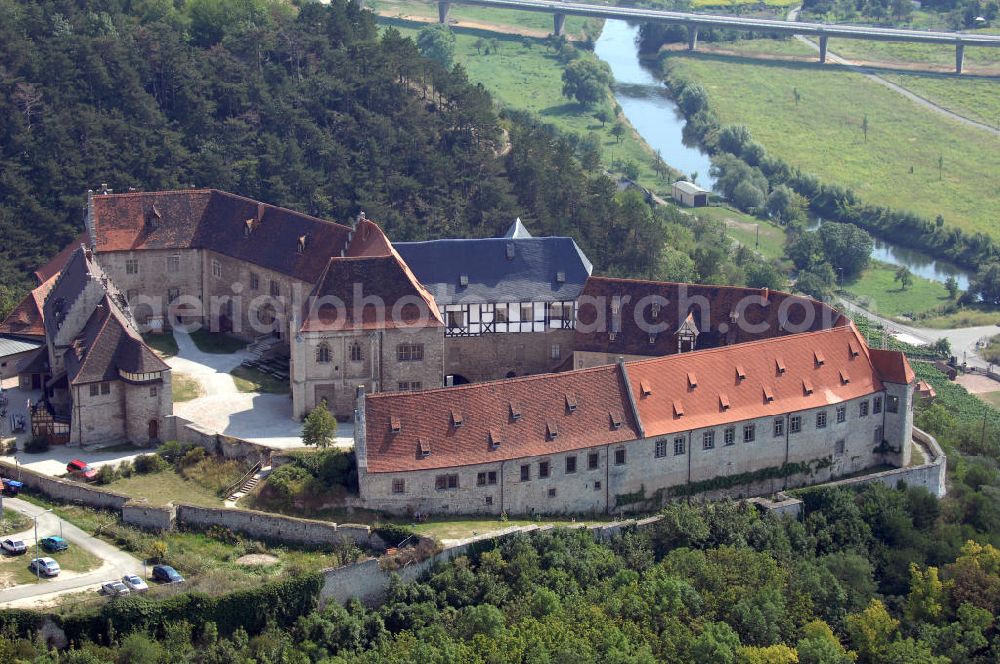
[592,19,974,289]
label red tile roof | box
[625,324,884,438]
[346,219,393,257]
[91,190,353,283]
[300,251,443,332]
[575,276,845,358]
[0,275,58,338]
[363,364,641,472]
[868,348,916,385]
[34,232,90,283]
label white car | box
[121,574,149,592]
[1,538,27,555]
[100,581,130,597]
[28,557,60,577]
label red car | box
[66,459,97,481]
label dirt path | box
[787,7,1000,138]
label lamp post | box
[32,508,53,580]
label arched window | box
[316,343,331,364]
[350,342,363,362]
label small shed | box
[671,180,709,207]
[0,335,43,381]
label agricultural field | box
[665,52,1000,240]
[880,73,1000,129]
[840,261,952,320]
[822,37,1000,74]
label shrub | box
[117,459,134,478]
[94,464,118,485]
[179,446,207,468]
[134,454,170,475]
[157,441,197,465]
[266,465,310,499]
[147,540,168,563]
[24,437,49,454]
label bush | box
[179,447,207,468]
[94,464,118,485]
[23,437,49,454]
[134,454,170,475]
[147,540,168,563]
[157,441,197,465]
[117,459,134,478]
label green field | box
[104,469,230,507]
[0,543,101,587]
[694,206,787,260]
[822,37,1000,72]
[171,373,202,402]
[840,261,951,319]
[917,306,1000,328]
[373,0,592,37]
[881,73,1000,128]
[666,52,1000,240]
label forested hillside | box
[0,0,672,313]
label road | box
[0,497,142,606]
[788,7,1000,137]
[455,0,1000,46]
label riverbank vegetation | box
[841,261,953,320]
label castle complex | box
[0,189,919,514]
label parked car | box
[40,536,68,552]
[28,557,60,577]
[1,538,27,555]
[121,574,149,592]
[99,581,130,597]
[151,564,183,584]
[66,459,97,481]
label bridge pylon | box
[819,34,828,63]
[553,12,566,36]
[955,42,964,74]
[687,24,698,51]
[438,1,450,23]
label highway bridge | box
[435,0,1000,73]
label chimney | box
[353,211,366,230]
[762,287,769,300]
[85,190,97,251]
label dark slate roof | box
[65,296,169,385]
[16,347,50,375]
[35,232,91,283]
[394,236,593,305]
[42,248,94,342]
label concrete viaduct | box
[435,0,1000,73]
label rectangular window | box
[674,436,686,456]
[167,256,180,273]
[448,474,458,489]
[703,430,715,450]
[655,439,667,459]
[886,395,898,413]
[477,472,488,487]
[773,418,784,437]
[873,396,883,414]
[539,461,550,478]
[520,464,530,482]
[565,456,577,474]
[270,280,280,297]
[212,260,222,279]
[835,439,846,456]
[550,344,561,360]
[859,401,869,417]
[614,448,626,465]
[89,384,99,397]
[485,496,493,506]
[520,303,533,322]
[392,479,405,494]
[100,382,110,395]
[548,488,557,498]
[125,259,139,275]
[250,272,259,291]
[434,475,458,490]
[397,344,424,362]
[743,424,756,443]
[588,452,599,470]
[494,304,508,323]
[594,480,602,491]
[836,405,847,423]
[724,427,735,446]
[168,287,180,302]
[816,411,827,429]
[447,311,464,329]
[790,415,802,434]
[488,471,497,485]
[149,386,157,397]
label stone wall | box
[121,503,176,531]
[174,504,377,548]
[445,328,576,383]
[0,461,129,511]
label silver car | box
[100,581,131,597]
[1,538,27,555]
[28,557,61,577]
[121,574,148,592]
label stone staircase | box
[225,465,270,506]
[246,335,282,360]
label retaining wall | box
[0,461,129,511]
[121,503,176,531]
[174,504,377,548]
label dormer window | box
[565,395,577,413]
[776,358,786,374]
[849,342,860,358]
[609,331,617,342]
[651,302,661,318]
[459,274,469,287]
[297,235,308,254]
[390,416,401,434]
[803,378,814,395]
[556,271,566,283]
[649,334,656,345]
[687,372,698,389]
[506,242,515,260]
[673,400,684,417]
[840,369,851,385]
[610,412,623,430]
[509,401,522,421]
[719,393,730,410]
[417,439,431,458]
[244,219,255,237]
[736,365,746,381]
[488,429,502,450]
[146,205,161,229]
[640,380,652,397]
[546,422,559,441]
[814,350,826,366]
[611,299,621,316]
[763,386,775,403]
[451,410,464,428]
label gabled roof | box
[42,248,96,342]
[869,348,916,384]
[91,190,353,283]
[301,251,443,332]
[0,275,56,339]
[625,325,883,438]
[672,180,709,196]
[64,295,169,385]
[575,277,845,357]
[0,336,43,359]
[363,364,640,472]
[34,232,91,283]
[346,218,394,258]
[394,235,593,305]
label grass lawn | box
[171,373,203,403]
[840,261,951,320]
[411,516,614,541]
[915,306,1000,329]
[0,511,30,536]
[230,366,290,394]
[695,206,787,260]
[188,330,246,354]
[0,544,101,588]
[104,470,227,507]
[666,52,1000,241]
[382,18,675,198]
[141,332,178,358]
[977,391,1000,409]
[699,37,817,58]
[881,73,1000,129]
[822,37,1000,73]
[373,0,593,37]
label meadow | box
[665,51,1000,240]
[823,37,1000,74]
[372,0,592,37]
[840,261,952,320]
[881,73,1000,129]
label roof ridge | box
[94,189,215,199]
[206,190,352,231]
[366,362,620,401]
[70,298,116,385]
[586,274,801,299]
